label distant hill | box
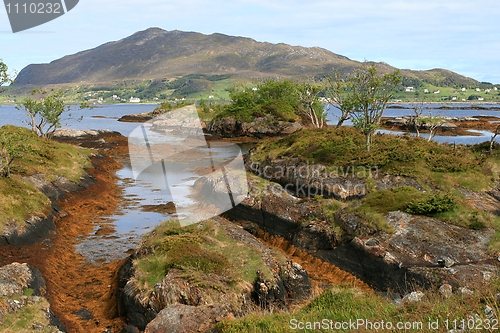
[13,27,480,88]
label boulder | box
[144,304,231,333]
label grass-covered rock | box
[120,218,312,330]
[0,125,92,229]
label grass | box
[252,127,498,192]
[251,127,500,249]
[133,219,284,293]
[0,297,59,333]
[253,127,493,190]
[215,281,500,333]
[0,125,92,227]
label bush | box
[405,192,456,215]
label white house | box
[129,97,141,103]
[405,87,414,92]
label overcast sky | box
[1,0,499,83]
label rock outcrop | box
[221,159,499,293]
[0,262,64,332]
[206,116,303,138]
[117,217,312,331]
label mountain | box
[13,27,480,87]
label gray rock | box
[437,257,455,268]
[459,287,474,296]
[485,305,496,320]
[402,291,425,303]
[439,284,453,298]
[144,304,230,333]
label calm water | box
[326,103,500,145]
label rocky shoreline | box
[381,115,500,136]
[0,129,129,332]
[219,151,500,294]
[1,125,499,332]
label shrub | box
[405,192,456,215]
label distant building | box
[433,90,440,94]
[405,87,414,92]
[129,97,141,103]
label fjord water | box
[2,103,500,262]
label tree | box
[348,66,401,151]
[409,101,425,137]
[0,60,14,92]
[295,82,326,128]
[0,134,15,177]
[17,89,85,139]
[420,112,446,142]
[490,124,500,154]
[323,73,357,129]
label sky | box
[1,0,499,83]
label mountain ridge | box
[13,27,480,88]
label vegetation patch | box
[405,192,456,215]
[252,127,495,191]
[0,125,92,227]
[133,219,282,292]
[213,79,322,124]
[214,282,500,333]
[0,297,59,333]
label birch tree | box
[349,66,402,151]
[323,73,356,129]
[295,82,326,128]
[17,89,86,139]
[0,60,12,90]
